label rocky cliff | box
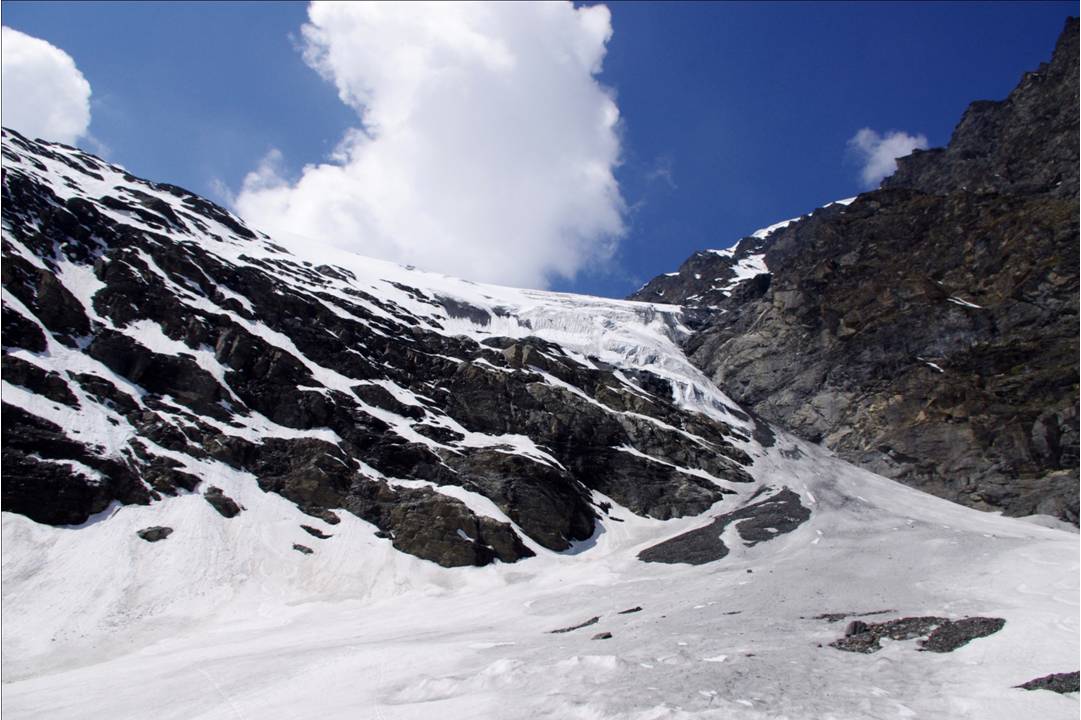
[1,128,759,567]
[632,19,1079,523]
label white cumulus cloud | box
[848,128,928,188]
[235,1,625,289]
[1,26,91,145]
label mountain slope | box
[632,18,1079,524]
[1,127,1078,720]
[2,126,761,567]
[2,31,1079,716]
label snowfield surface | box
[4,435,1077,720]
[1,137,1077,719]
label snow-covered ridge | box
[703,197,858,295]
[633,198,857,306]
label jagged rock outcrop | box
[882,20,1079,200]
[632,19,1079,523]
[630,236,772,311]
[0,127,754,567]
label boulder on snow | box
[1017,671,1080,694]
[137,526,173,542]
[300,524,331,539]
[204,486,242,518]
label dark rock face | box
[632,20,1080,523]
[638,487,809,564]
[137,526,173,542]
[2,403,153,525]
[883,20,1079,200]
[2,355,79,407]
[1017,671,1081,694]
[1,127,752,568]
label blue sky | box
[2,1,1074,296]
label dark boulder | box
[137,526,173,542]
[1017,671,1080,694]
[300,524,331,539]
[204,486,242,518]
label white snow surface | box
[3,436,1077,720]
[2,139,1077,719]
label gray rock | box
[204,486,242,518]
[137,526,173,542]
[300,524,331,539]
[1017,671,1080,694]
[919,616,1006,653]
[844,621,869,637]
[884,18,1079,199]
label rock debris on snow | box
[1017,671,1080,694]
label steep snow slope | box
[1,130,1078,719]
